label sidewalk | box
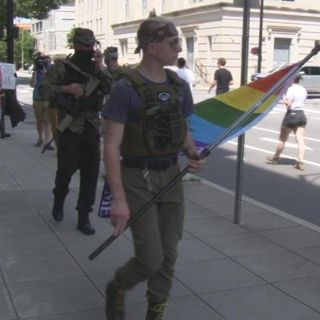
[2,101,320,320]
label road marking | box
[252,126,320,143]
[273,106,320,114]
[260,137,313,150]
[227,140,320,167]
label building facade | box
[31,4,75,59]
[74,0,320,86]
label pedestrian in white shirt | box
[176,57,195,92]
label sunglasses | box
[164,38,181,49]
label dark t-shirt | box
[214,68,233,95]
[102,75,194,124]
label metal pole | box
[89,43,320,260]
[6,0,14,63]
[234,0,250,225]
[21,30,24,68]
[257,0,264,73]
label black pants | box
[53,124,100,213]
[0,107,6,136]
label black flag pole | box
[88,45,320,261]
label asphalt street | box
[14,77,320,227]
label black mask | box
[74,49,94,61]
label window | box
[120,39,128,57]
[301,66,320,76]
[162,0,166,11]
[186,37,194,69]
[273,38,291,66]
[49,31,56,50]
[142,0,148,16]
[125,0,129,20]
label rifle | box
[41,62,101,154]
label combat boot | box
[105,281,126,320]
[52,197,64,222]
[146,302,167,320]
[77,212,95,235]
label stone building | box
[75,0,320,86]
[31,2,75,59]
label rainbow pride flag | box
[189,63,297,149]
[98,64,300,219]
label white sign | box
[0,63,16,90]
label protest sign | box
[0,63,16,90]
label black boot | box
[77,212,95,235]
[52,198,64,222]
[1,133,10,138]
[146,302,167,320]
[105,281,126,320]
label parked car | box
[251,64,320,98]
[299,65,320,98]
[28,64,34,74]
[250,65,284,81]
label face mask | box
[75,49,95,61]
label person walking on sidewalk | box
[30,54,54,149]
[102,15,206,320]
[176,57,196,93]
[40,28,112,235]
[104,46,123,80]
[208,57,233,96]
[266,74,307,171]
[0,64,10,138]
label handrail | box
[195,58,209,83]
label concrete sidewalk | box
[1,102,320,320]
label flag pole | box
[88,44,320,261]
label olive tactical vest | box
[120,68,187,157]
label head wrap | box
[135,18,178,54]
[104,47,119,60]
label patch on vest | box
[158,92,170,101]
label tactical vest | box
[121,68,187,157]
[56,59,102,113]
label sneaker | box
[35,139,43,147]
[105,281,126,320]
[146,302,167,320]
[266,156,279,165]
[295,161,304,171]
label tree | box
[66,27,75,49]
[0,0,71,64]
[0,30,35,66]
[15,30,35,67]
[0,0,71,23]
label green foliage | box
[0,0,70,64]
[16,0,70,19]
[66,27,75,49]
[15,30,36,67]
[0,0,70,23]
[0,40,6,62]
[0,30,35,67]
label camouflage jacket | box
[40,57,112,134]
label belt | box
[122,156,178,171]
